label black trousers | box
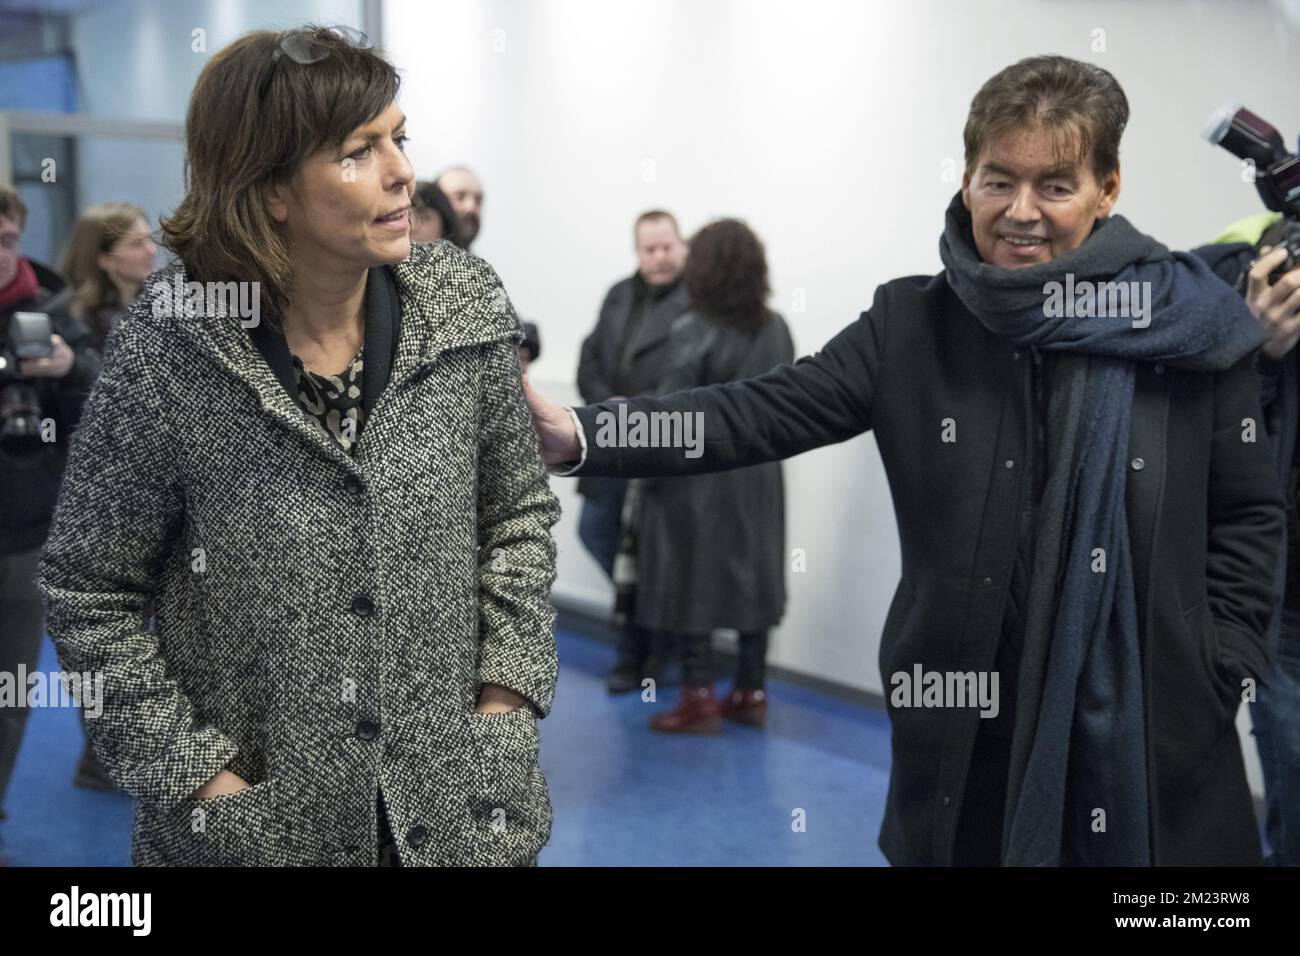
[0,546,44,822]
[377,789,402,867]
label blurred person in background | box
[58,202,157,364]
[436,165,483,250]
[519,320,541,372]
[409,179,457,244]
[0,186,100,865]
[632,218,792,733]
[1196,211,1300,866]
[576,210,689,692]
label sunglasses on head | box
[256,25,373,102]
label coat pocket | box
[1196,602,1246,713]
[465,707,541,816]
[1156,601,1239,783]
[463,707,551,865]
[143,777,282,867]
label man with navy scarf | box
[527,56,1283,866]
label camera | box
[0,310,56,458]
[1203,102,1300,283]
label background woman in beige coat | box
[37,25,560,867]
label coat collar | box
[147,240,520,462]
[623,275,689,360]
[246,263,398,420]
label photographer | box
[0,186,98,865]
[1197,212,1300,867]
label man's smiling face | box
[961,123,1121,269]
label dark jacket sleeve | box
[576,286,618,404]
[572,294,886,479]
[1206,352,1287,694]
[1190,241,1290,442]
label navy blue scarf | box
[938,192,1264,865]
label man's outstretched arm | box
[526,299,886,479]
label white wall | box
[387,0,1300,792]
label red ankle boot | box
[718,687,767,727]
[650,685,722,734]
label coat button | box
[356,720,380,740]
[344,474,364,495]
[981,577,993,588]
[1153,363,1165,374]
[351,594,375,617]
[942,795,951,806]
[406,825,429,848]
[1011,351,1021,361]
[1130,458,1145,471]
[1004,459,1015,469]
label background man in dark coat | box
[527,56,1283,866]
[575,209,689,691]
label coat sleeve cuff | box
[124,725,241,815]
[476,660,555,718]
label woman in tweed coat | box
[36,27,560,867]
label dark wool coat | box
[632,309,793,634]
[575,272,690,499]
[37,240,561,866]
[568,273,1283,866]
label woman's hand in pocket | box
[475,682,527,714]
[190,769,250,799]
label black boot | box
[607,624,657,693]
[735,629,769,691]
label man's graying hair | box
[963,55,1130,181]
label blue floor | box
[1,628,891,866]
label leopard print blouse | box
[291,344,365,453]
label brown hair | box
[963,55,1129,181]
[0,186,28,230]
[634,209,681,243]
[58,202,149,340]
[160,25,400,328]
[411,179,458,244]
[684,218,770,333]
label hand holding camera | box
[1247,246,1300,360]
[17,333,73,378]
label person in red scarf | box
[0,186,100,866]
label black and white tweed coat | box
[36,239,561,866]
